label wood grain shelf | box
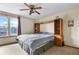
[34,18,64,47]
[34,23,40,33]
[54,18,64,46]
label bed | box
[16,32,54,55]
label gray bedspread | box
[17,33,54,55]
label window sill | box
[0,36,17,38]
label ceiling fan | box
[20,3,42,15]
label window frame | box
[9,17,18,36]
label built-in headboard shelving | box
[54,18,64,46]
[34,23,40,33]
[34,18,64,47]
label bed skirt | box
[33,41,54,55]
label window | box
[0,16,18,37]
[0,16,8,36]
[10,17,18,36]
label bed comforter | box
[17,33,54,55]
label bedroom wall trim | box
[0,41,17,46]
[36,20,54,24]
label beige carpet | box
[42,46,79,55]
[0,43,79,55]
[0,43,27,55]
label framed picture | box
[68,20,74,27]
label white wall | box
[40,23,54,33]
[36,7,79,48]
[0,37,16,45]
[70,16,79,47]
[20,17,35,34]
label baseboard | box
[65,45,79,49]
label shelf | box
[54,18,64,46]
[34,23,40,33]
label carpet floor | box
[0,43,79,55]
[41,46,79,55]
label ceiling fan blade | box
[29,10,33,15]
[34,7,42,9]
[35,11,40,15]
[29,12,31,15]
[20,9,29,11]
[24,3,30,8]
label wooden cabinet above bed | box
[34,23,40,33]
[54,18,64,46]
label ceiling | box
[0,3,79,20]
